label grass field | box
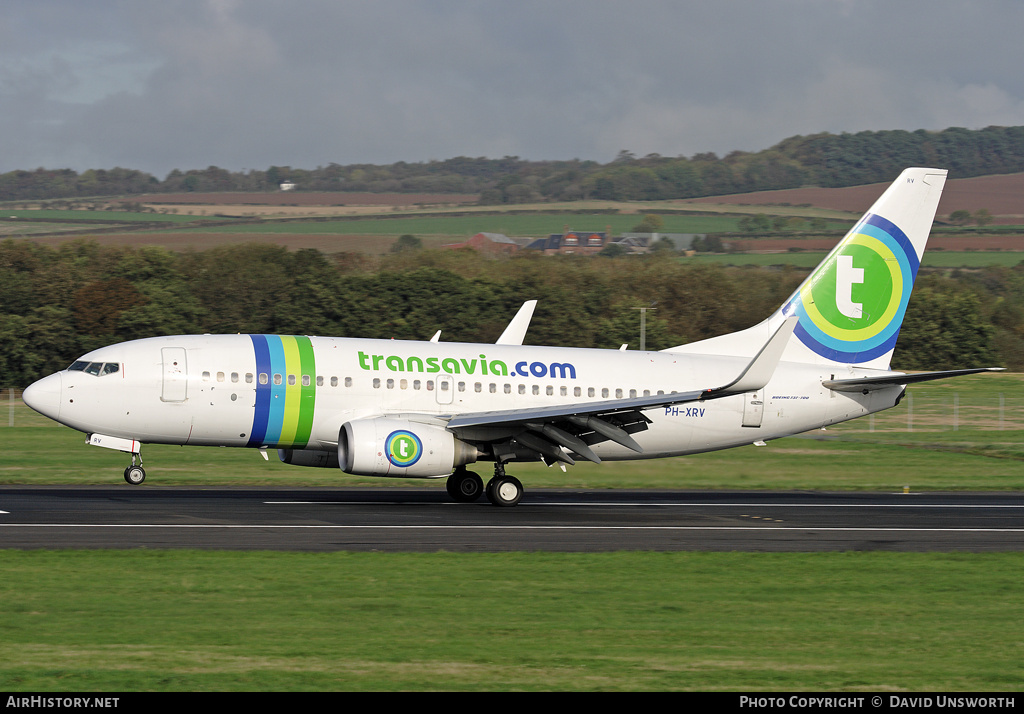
[157,212,757,237]
[2,550,1022,691]
[8,204,1022,272]
[2,209,236,224]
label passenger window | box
[574,387,581,397]
[474,382,481,393]
[288,375,296,386]
[400,379,408,390]
[373,378,381,389]
[532,385,539,395]
[588,387,595,397]
[202,371,211,381]
[273,374,282,385]
[615,389,623,398]
[546,386,553,396]
[259,373,268,385]
[518,384,526,395]
[386,379,394,389]
[602,388,609,398]
[413,380,421,390]
[504,384,511,394]
[217,372,225,382]
[302,375,310,387]
[316,376,324,387]
[231,372,239,383]
[246,373,254,384]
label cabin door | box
[161,347,188,402]
[742,391,764,428]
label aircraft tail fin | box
[668,167,948,370]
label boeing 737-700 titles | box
[23,168,1001,505]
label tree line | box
[3,126,1024,203]
[1,240,1019,388]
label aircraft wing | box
[443,317,797,465]
[823,367,1005,392]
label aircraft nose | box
[23,372,62,421]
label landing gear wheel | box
[124,465,146,485]
[446,470,483,503]
[486,475,523,507]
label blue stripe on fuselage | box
[248,335,272,447]
[263,336,287,444]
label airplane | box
[22,167,1002,506]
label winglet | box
[703,316,797,399]
[496,300,537,345]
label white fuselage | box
[29,333,901,466]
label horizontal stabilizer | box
[824,367,1005,392]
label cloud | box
[3,0,1024,175]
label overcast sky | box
[4,0,1024,177]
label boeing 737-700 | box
[22,168,1001,505]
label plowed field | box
[683,172,1024,224]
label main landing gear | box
[446,464,523,507]
[123,453,145,485]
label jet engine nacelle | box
[339,417,479,477]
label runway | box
[2,486,1023,552]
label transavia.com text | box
[739,696,1016,709]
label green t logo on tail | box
[783,213,919,363]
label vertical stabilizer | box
[778,168,946,368]
[666,168,947,370]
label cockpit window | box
[67,361,120,376]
